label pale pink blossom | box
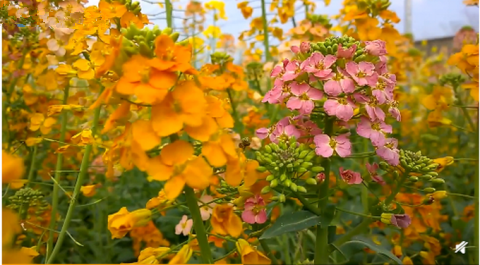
[364,40,387,56]
[286,82,323,114]
[323,97,357,122]
[365,100,386,121]
[314,133,352,158]
[301,52,337,80]
[242,195,267,224]
[336,43,357,59]
[388,101,401,122]
[175,215,193,236]
[198,195,215,221]
[282,60,303,81]
[345,61,378,87]
[291,42,311,54]
[339,167,363,184]
[356,116,392,146]
[371,74,396,104]
[366,162,385,185]
[271,59,289,78]
[376,138,400,166]
[270,117,301,143]
[323,68,356,96]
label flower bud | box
[280,173,287,182]
[270,179,279,188]
[297,186,307,193]
[256,166,267,173]
[430,178,445,184]
[284,179,292,187]
[298,150,309,159]
[264,145,272,153]
[279,194,286,202]
[290,183,298,192]
[423,187,436,193]
[311,166,324,173]
[266,174,275,181]
[170,32,180,42]
[409,176,419,182]
[261,186,271,194]
[305,178,317,185]
[130,208,152,227]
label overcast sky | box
[87,0,479,41]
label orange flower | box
[2,150,25,184]
[153,34,196,74]
[151,81,207,137]
[211,204,243,238]
[116,55,177,104]
[235,238,271,264]
[146,140,213,200]
[107,207,152,239]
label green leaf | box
[340,236,402,264]
[260,210,320,239]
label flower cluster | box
[258,36,401,166]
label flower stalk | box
[46,87,103,264]
[46,84,70,260]
[314,117,334,265]
[184,186,213,264]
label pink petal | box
[242,210,256,224]
[291,82,310,95]
[345,62,358,76]
[286,97,303,110]
[255,210,268,224]
[324,80,342,96]
[341,78,356,94]
[307,88,323,100]
[336,104,354,121]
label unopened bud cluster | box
[393,150,445,185]
[246,62,264,81]
[210,52,233,65]
[8,188,49,216]
[255,136,324,195]
[310,36,362,61]
[439,73,466,88]
[120,25,184,58]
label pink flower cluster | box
[258,39,401,166]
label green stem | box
[46,88,103,264]
[260,239,279,265]
[46,85,70,260]
[293,191,321,215]
[184,186,213,264]
[336,208,380,219]
[26,145,38,187]
[454,85,476,132]
[165,0,173,28]
[227,89,242,132]
[315,117,334,265]
[384,170,409,207]
[260,0,272,62]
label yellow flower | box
[29,113,56,135]
[203,25,222,39]
[2,150,25,184]
[168,245,193,264]
[237,1,253,19]
[205,1,227,20]
[108,207,152,239]
[432,156,454,172]
[20,246,40,259]
[73,58,95,80]
[402,256,414,265]
[429,191,448,200]
[211,204,243,238]
[235,238,271,264]
[137,247,170,264]
[71,129,95,146]
[80,185,97,197]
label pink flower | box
[339,167,363,184]
[336,43,357,59]
[282,60,303,81]
[314,133,352,158]
[365,99,386,121]
[271,58,289,78]
[256,128,270,139]
[356,116,392,146]
[388,101,401,122]
[175,215,193,236]
[345,61,378,87]
[286,82,323,114]
[241,195,267,224]
[291,42,311,54]
[364,40,387,56]
[323,68,356,96]
[375,56,388,75]
[316,172,326,182]
[371,74,396,104]
[295,117,322,143]
[376,138,400,166]
[198,195,216,221]
[366,162,385,185]
[323,97,357,121]
[390,214,412,229]
[270,117,301,143]
[301,52,337,80]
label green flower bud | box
[379,162,389,170]
[304,153,316,162]
[271,144,280,152]
[284,179,292,187]
[380,213,393,225]
[279,194,286,202]
[264,145,272,153]
[354,55,366,63]
[261,186,271,194]
[409,176,419,182]
[423,187,436,193]
[286,163,293,168]
[311,166,324,173]
[170,32,180,42]
[297,186,307,193]
[300,162,313,168]
[266,175,275,181]
[257,166,267,173]
[280,173,287,182]
[162,27,173,35]
[428,172,439,177]
[419,175,432,181]
[430,178,446,184]
[290,183,298,192]
[299,150,309,159]
[306,178,317,185]
[297,167,308,173]
[270,179,279,188]
[271,196,279,201]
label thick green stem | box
[26,145,38,187]
[260,0,272,62]
[46,89,103,264]
[46,85,70,260]
[184,186,213,264]
[314,117,334,265]
[165,0,173,28]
